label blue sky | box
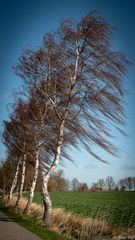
[0,0,135,186]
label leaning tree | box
[21,86,79,213]
[2,101,38,206]
[15,12,129,223]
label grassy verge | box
[6,195,112,240]
[0,198,67,240]
[1,195,135,240]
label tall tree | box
[15,12,129,223]
[106,176,115,191]
[8,157,21,202]
[125,177,133,191]
[2,102,35,207]
[97,179,105,190]
[0,159,14,197]
[71,178,80,191]
[48,169,69,192]
[78,182,88,192]
[132,177,135,191]
[118,178,126,191]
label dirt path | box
[0,211,43,240]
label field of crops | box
[23,191,135,227]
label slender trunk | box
[41,40,79,223]
[8,158,21,203]
[24,149,39,213]
[41,174,52,224]
[41,119,65,223]
[15,154,26,208]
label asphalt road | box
[0,211,43,240]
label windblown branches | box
[2,12,129,222]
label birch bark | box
[41,118,65,223]
[41,41,80,223]
[8,158,21,203]
[15,154,26,208]
[23,149,39,213]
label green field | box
[23,191,135,227]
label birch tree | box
[11,100,42,211]
[0,159,14,198]
[3,102,34,207]
[15,12,129,223]
[2,123,23,202]
[2,129,21,202]
[3,122,26,207]
[22,98,46,213]
[8,157,21,202]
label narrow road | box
[0,210,43,240]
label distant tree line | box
[0,161,134,193]
[92,176,135,191]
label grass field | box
[23,191,135,227]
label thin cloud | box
[85,163,97,169]
[121,165,135,171]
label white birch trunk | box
[24,149,39,213]
[41,42,79,223]
[41,119,65,223]
[8,158,21,203]
[41,174,52,224]
[15,154,26,208]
